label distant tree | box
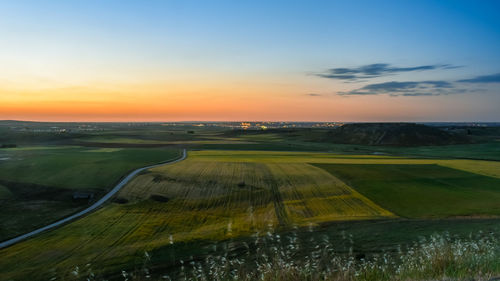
[0,144,17,148]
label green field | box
[0,184,13,199]
[315,164,500,218]
[1,150,499,280]
[0,146,181,240]
[373,140,500,161]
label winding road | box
[0,149,187,249]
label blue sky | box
[0,0,499,121]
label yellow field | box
[119,157,393,239]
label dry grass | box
[69,231,500,281]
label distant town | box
[1,120,500,134]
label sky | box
[0,0,499,122]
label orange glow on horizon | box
[0,77,490,122]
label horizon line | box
[1,119,499,124]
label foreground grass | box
[65,231,500,281]
[180,232,500,281]
[1,217,499,280]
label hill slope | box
[327,123,469,146]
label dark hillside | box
[327,123,470,146]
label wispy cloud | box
[337,80,463,97]
[457,73,500,83]
[315,63,458,81]
[305,93,322,97]
[311,63,495,97]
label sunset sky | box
[1,0,499,122]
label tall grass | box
[70,230,499,281]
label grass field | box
[0,184,13,199]
[78,136,255,145]
[374,140,500,161]
[0,146,181,240]
[315,164,500,218]
[0,146,181,190]
[1,150,499,280]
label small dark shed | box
[72,192,94,200]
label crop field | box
[315,164,500,218]
[188,150,500,178]
[1,150,499,280]
[0,146,181,240]
[120,159,393,234]
[379,140,500,161]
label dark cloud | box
[442,65,464,70]
[457,73,500,83]
[362,81,452,91]
[316,63,458,81]
[400,92,436,96]
[338,80,460,97]
[306,93,322,97]
[316,74,358,80]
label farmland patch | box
[314,163,500,218]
